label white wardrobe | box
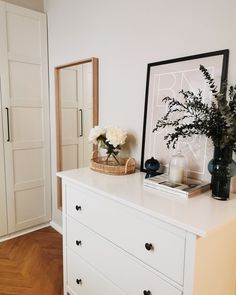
[0,2,51,237]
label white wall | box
[44,0,236,226]
[3,0,44,11]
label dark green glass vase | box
[208,147,236,200]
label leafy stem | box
[153,65,236,152]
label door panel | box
[9,61,42,100]
[60,68,79,170]
[61,108,78,140]
[82,62,93,109]
[15,187,45,224]
[11,108,43,141]
[82,109,93,165]
[13,148,44,183]
[6,11,41,60]
[62,145,78,171]
[80,63,93,166]
[0,2,51,234]
[0,83,7,236]
[60,68,77,102]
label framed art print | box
[141,49,229,181]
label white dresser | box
[58,168,236,295]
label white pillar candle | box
[169,166,184,183]
[169,150,186,184]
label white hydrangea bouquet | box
[89,126,127,164]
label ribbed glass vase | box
[208,146,236,200]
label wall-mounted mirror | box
[55,57,99,208]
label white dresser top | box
[58,168,236,237]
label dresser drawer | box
[67,249,125,295]
[66,184,185,284]
[66,216,183,295]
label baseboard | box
[0,222,51,242]
[50,221,63,235]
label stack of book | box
[143,174,210,199]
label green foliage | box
[153,65,236,152]
[97,135,121,163]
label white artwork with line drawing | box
[142,52,228,182]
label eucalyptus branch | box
[199,64,218,96]
[153,65,236,152]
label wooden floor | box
[0,227,63,295]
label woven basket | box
[90,156,136,175]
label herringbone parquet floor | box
[0,227,63,295]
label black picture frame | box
[140,49,229,181]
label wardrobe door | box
[0,2,51,233]
[60,67,79,170]
[78,63,93,167]
[60,63,93,170]
[0,91,7,236]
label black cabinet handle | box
[5,107,10,142]
[76,240,82,246]
[143,290,151,295]
[76,278,82,285]
[75,205,82,211]
[79,109,83,137]
[145,243,153,251]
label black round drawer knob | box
[75,205,82,211]
[145,243,153,251]
[143,290,151,295]
[76,240,82,246]
[76,278,82,285]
